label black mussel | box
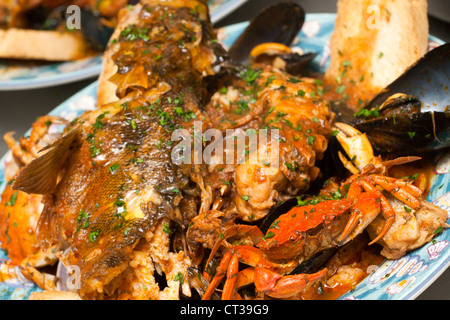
[279,52,318,76]
[290,248,337,274]
[354,101,449,155]
[228,1,305,65]
[80,9,115,51]
[24,5,67,30]
[353,43,450,155]
[362,43,450,113]
[257,198,298,234]
[251,49,319,77]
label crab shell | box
[257,198,353,262]
[0,184,44,265]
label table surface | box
[0,0,448,300]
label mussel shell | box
[279,52,319,76]
[290,248,337,274]
[80,9,114,51]
[363,42,450,114]
[257,198,298,234]
[355,111,450,155]
[24,5,66,30]
[228,1,305,65]
[353,43,450,155]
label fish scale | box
[11,0,219,298]
[65,94,200,295]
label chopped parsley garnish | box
[89,230,100,243]
[307,135,316,146]
[285,162,295,171]
[174,272,184,285]
[109,163,120,174]
[5,192,18,206]
[163,222,173,235]
[263,231,275,240]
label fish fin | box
[12,128,81,195]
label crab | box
[201,123,447,300]
[0,116,67,290]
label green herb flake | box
[174,272,184,285]
[285,162,295,171]
[163,222,173,235]
[263,231,275,240]
[109,163,120,174]
[307,135,316,146]
[89,230,100,243]
[5,192,18,206]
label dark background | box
[0,0,449,300]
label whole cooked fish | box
[12,0,222,299]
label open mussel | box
[228,1,316,74]
[353,43,450,155]
[80,0,139,51]
[80,8,114,51]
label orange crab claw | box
[254,267,327,299]
[222,253,241,300]
[359,180,396,245]
[202,250,233,300]
[203,224,264,282]
[338,190,381,244]
[368,175,422,209]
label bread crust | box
[28,290,82,300]
[324,0,429,110]
[97,4,143,107]
[0,28,89,61]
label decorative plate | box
[0,55,103,91]
[0,13,448,300]
[0,0,246,91]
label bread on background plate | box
[0,28,89,61]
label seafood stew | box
[0,0,449,300]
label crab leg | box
[203,244,323,300]
[367,175,422,209]
[359,180,397,244]
[222,253,240,300]
[254,267,327,299]
[338,190,381,244]
[203,225,264,281]
[202,250,233,300]
[333,122,379,174]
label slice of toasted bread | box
[97,5,142,107]
[0,28,89,61]
[28,290,82,300]
[324,0,429,110]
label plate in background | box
[0,0,248,91]
[209,0,249,23]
